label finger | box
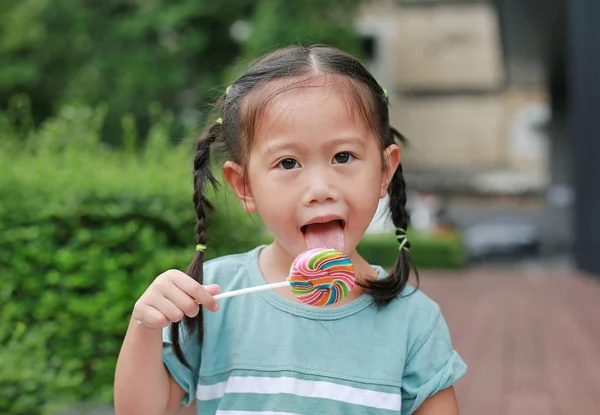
[163,270,202,296]
[152,296,185,323]
[170,276,220,312]
[135,305,169,329]
[161,286,200,318]
[161,270,220,296]
[191,285,219,312]
[203,284,221,296]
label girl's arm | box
[413,386,460,415]
[175,400,197,415]
[114,269,220,415]
[114,317,182,415]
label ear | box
[222,161,257,213]
[381,144,401,198]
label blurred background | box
[1,0,599,414]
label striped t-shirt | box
[162,246,467,414]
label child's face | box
[224,79,400,259]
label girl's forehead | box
[251,76,374,129]
[235,74,381,162]
[259,88,367,138]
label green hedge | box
[358,228,467,270]
[0,105,267,414]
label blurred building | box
[359,0,600,277]
[355,0,558,197]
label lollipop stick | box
[214,281,290,300]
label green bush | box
[0,104,266,414]
[358,228,467,270]
[0,1,363,146]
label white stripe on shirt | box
[197,375,401,411]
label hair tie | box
[216,117,222,125]
[225,85,232,96]
[395,228,410,252]
[195,244,207,252]
[383,88,389,99]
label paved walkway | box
[418,264,600,415]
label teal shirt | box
[163,246,467,414]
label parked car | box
[463,218,541,261]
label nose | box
[301,168,340,206]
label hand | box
[132,269,221,329]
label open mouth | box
[301,219,344,234]
[301,219,346,252]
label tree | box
[0,0,363,146]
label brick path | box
[418,265,600,415]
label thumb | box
[203,284,221,296]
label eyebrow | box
[262,136,365,157]
[329,137,365,149]
[261,141,297,157]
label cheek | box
[349,170,385,218]
[356,195,381,218]
[352,165,385,196]
[348,187,379,209]
[249,172,288,205]
[251,180,294,222]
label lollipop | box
[213,248,355,306]
[288,248,355,306]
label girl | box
[114,45,467,415]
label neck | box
[259,241,295,284]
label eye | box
[278,158,300,170]
[333,152,353,164]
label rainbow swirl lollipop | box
[211,248,355,306]
[288,248,355,306]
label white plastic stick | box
[214,281,290,300]
[133,282,293,324]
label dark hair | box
[170,44,417,369]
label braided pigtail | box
[170,120,221,369]
[362,126,418,305]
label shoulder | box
[371,265,441,317]
[384,285,447,353]
[202,246,262,291]
[397,285,441,319]
[203,249,254,274]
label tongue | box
[303,221,345,253]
